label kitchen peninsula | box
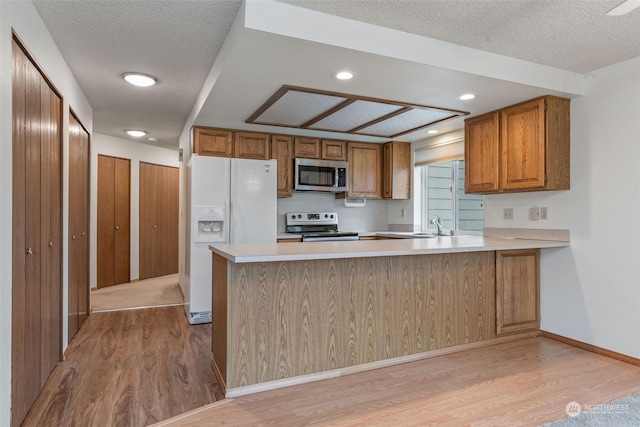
[209,234,569,397]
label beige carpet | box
[91,274,184,312]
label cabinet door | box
[496,249,540,335]
[321,140,347,160]
[193,127,232,157]
[347,142,382,198]
[294,137,320,158]
[500,99,546,190]
[271,135,293,197]
[382,141,411,199]
[465,112,500,193]
[234,132,270,160]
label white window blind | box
[414,138,464,166]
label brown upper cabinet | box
[382,141,411,199]
[271,134,294,197]
[464,95,570,194]
[343,142,382,199]
[193,127,232,157]
[321,140,347,161]
[294,137,321,159]
[294,137,347,160]
[234,132,270,160]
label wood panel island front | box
[209,235,568,397]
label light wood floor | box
[91,273,183,312]
[22,306,223,426]
[156,336,640,426]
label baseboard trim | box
[225,331,540,398]
[541,330,640,367]
[211,359,227,397]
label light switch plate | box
[540,207,548,220]
[503,208,514,220]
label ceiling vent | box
[247,86,469,139]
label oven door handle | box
[302,235,359,242]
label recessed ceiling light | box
[427,130,439,134]
[126,129,146,137]
[334,71,356,80]
[458,93,475,100]
[123,72,157,87]
[147,137,158,142]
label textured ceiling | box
[277,0,640,74]
[33,0,242,149]
[32,0,640,150]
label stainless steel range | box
[285,212,359,242]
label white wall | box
[484,56,640,358]
[0,2,93,423]
[277,192,389,233]
[90,133,178,287]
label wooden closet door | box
[97,155,130,288]
[159,165,179,276]
[139,162,158,280]
[68,112,90,341]
[139,162,179,279]
[114,158,131,285]
[12,37,62,427]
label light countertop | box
[210,235,569,263]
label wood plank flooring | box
[156,337,640,426]
[22,306,223,426]
[91,273,183,312]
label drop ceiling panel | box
[247,86,468,138]
[252,90,347,126]
[356,108,457,137]
[308,100,404,132]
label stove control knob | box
[330,214,334,219]
[297,214,302,219]
[324,214,328,218]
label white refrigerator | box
[184,155,277,324]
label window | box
[416,159,484,232]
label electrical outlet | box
[529,207,540,221]
[503,208,514,220]
[540,207,548,220]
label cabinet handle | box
[81,232,85,237]
[153,225,157,229]
[115,226,119,230]
[72,235,76,240]
[26,248,33,255]
[48,241,53,247]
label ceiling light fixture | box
[122,72,158,87]
[126,129,146,137]
[427,130,439,134]
[334,71,355,80]
[607,0,640,16]
[458,93,475,100]
[147,137,158,142]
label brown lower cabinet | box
[496,249,540,335]
[68,112,90,341]
[11,37,63,427]
[97,155,131,288]
[139,162,179,280]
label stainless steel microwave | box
[294,158,348,193]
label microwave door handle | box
[334,167,339,187]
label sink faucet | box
[430,215,446,235]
